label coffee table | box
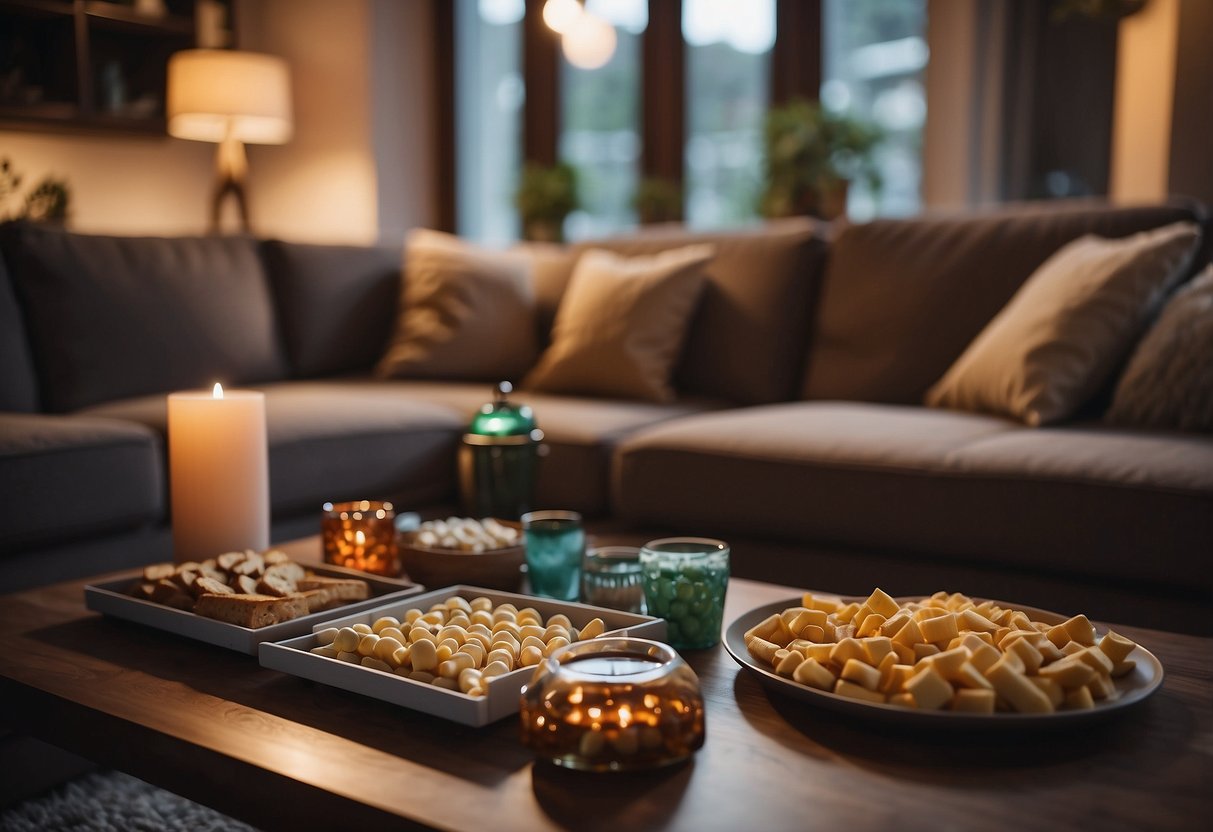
[0,537,1208,831]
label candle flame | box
[355,530,366,545]
[213,382,224,399]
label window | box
[559,0,647,239]
[682,0,775,229]
[455,0,525,244]
[822,0,927,218]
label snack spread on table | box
[129,549,369,628]
[745,588,1139,713]
[411,517,520,552]
[309,594,607,697]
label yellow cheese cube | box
[775,649,806,677]
[861,636,895,665]
[967,642,1003,674]
[1037,656,1096,688]
[973,601,999,619]
[1061,614,1097,646]
[796,624,826,643]
[1064,685,1095,710]
[830,637,868,667]
[780,606,811,625]
[834,623,857,641]
[959,608,999,634]
[792,657,837,690]
[1075,645,1114,676]
[1111,659,1136,678]
[892,642,916,665]
[788,638,816,653]
[746,636,780,664]
[924,646,969,679]
[951,688,996,713]
[1037,640,1066,664]
[801,593,841,614]
[1097,629,1137,664]
[881,664,916,695]
[834,602,861,624]
[803,643,835,664]
[985,661,1054,714]
[1028,676,1064,708]
[913,643,941,661]
[1087,674,1116,701]
[841,658,883,691]
[953,662,994,691]
[889,692,916,708]
[834,679,887,704]
[1008,611,1035,632]
[863,587,901,618]
[891,618,924,647]
[1006,637,1043,674]
[906,666,954,710]
[788,609,829,638]
[857,613,887,637]
[1061,641,1086,656]
[743,613,782,644]
[919,612,960,644]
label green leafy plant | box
[0,158,71,224]
[514,162,578,242]
[759,99,882,220]
[632,177,682,225]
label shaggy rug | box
[0,770,258,832]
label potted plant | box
[514,162,579,242]
[759,99,882,221]
[632,177,682,225]
[1,158,71,225]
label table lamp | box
[167,49,292,234]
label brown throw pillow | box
[522,244,715,402]
[925,222,1200,426]
[376,230,538,382]
[1106,264,1213,431]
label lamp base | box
[210,134,250,234]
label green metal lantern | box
[458,382,545,520]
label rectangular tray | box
[84,564,423,655]
[258,585,667,726]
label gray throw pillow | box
[1106,264,1213,431]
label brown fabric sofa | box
[1,201,1209,632]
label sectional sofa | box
[2,200,1210,633]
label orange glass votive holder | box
[321,500,399,576]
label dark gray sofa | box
[1,201,1210,632]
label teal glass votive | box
[521,510,585,601]
[581,546,646,614]
[639,538,730,650]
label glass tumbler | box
[521,510,584,601]
[639,537,730,650]
[581,546,645,613]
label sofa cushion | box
[614,402,1213,592]
[352,379,727,516]
[82,383,465,517]
[574,218,827,405]
[261,240,401,378]
[377,230,538,383]
[1,223,287,412]
[0,248,39,412]
[1107,264,1213,431]
[523,245,714,403]
[802,200,1207,405]
[926,222,1200,425]
[0,413,164,552]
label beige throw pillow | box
[1106,264,1213,431]
[925,222,1200,425]
[376,229,538,382]
[522,244,715,402]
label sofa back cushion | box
[573,218,827,405]
[2,223,287,412]
[0,245,39,412]
[262,240,401,378]
[801,200,1207,405]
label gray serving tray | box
[84,564,423,655]
[258,585,667,726]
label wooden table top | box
[0,538,1209,832]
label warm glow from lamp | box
[562,11,617,69]
[543,0,583,33]
[167,49,292,233]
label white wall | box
[0,0,435,242]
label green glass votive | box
[521,510,585,601]
[639,537,730,650]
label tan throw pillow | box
[925,222,1200,426]
[376,229,538,381]
[1106,264,1213,431]
[522,244,715,402]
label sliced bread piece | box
[296,576,369,603]
[193,593,310,628]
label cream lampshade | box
[167,49,292,233]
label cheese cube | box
[966,641,1003,674]
[924,646,969,679]
[891,618,924,647]
[788,609,829,639]
[1097,630,1136,664]
[985,661,1054,714]
[919,612,960,644]
[881,664,916,695]
[1037,656,1097,688]
[803,643,835,664]
[864,587,901,618]
[834,679,887,704]
[780,606,812,626]
[1061,641,1086,656]
[1037,640,1066,664]
[889,692,916,708]
[1006,637,1043,674]
[792,657,836,690]
[905,666,954,710]
[834,602,861,624]
[857,613,887,637]
[913,643,941,662]
[775,650,806,677]
[951,688,996,713]
[1087,674,1116,701]
[830,637,868,667]
[892,642,916,665]
[1064,685,1095,710]
[746,637,780,664]
[841,658,883,691]
[1111,659,1136,678]
[861,636,895,665]
[959,608,999,634]
[1075,646,1114,676]
[952,663,994,691]
[801,593,841,614]
[1048,614,1096,648]
[743,614,782,643]
[1028,676,1064,708]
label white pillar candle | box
[168,383,269,563]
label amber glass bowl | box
[520,637,705,772]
